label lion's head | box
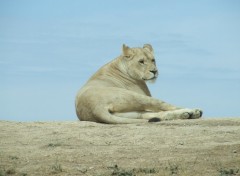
[121,44,158,82]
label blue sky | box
[0,0,240,121]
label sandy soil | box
[0,118,240,176]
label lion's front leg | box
[141,109,202,121]
[100,88,202,122]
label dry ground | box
[0,118,240,176]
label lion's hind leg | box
[94,107,147,124]
[113,112,163,122]
[113,112,142,119]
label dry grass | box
[0,118,240,176]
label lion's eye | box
[139,59,144,64]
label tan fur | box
[75,44,202,124]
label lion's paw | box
[191,109,203,119]
[180,112,193,119]
[178,108,202,119]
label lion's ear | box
[143,44,154,53]
[122,44,133,58]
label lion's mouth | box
[143,76,158,81]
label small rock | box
[179,142,184,145]
[77,166,87,173]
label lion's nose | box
[150,70,158,75]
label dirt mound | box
[0,118,240,176]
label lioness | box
[75,44,202,124]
